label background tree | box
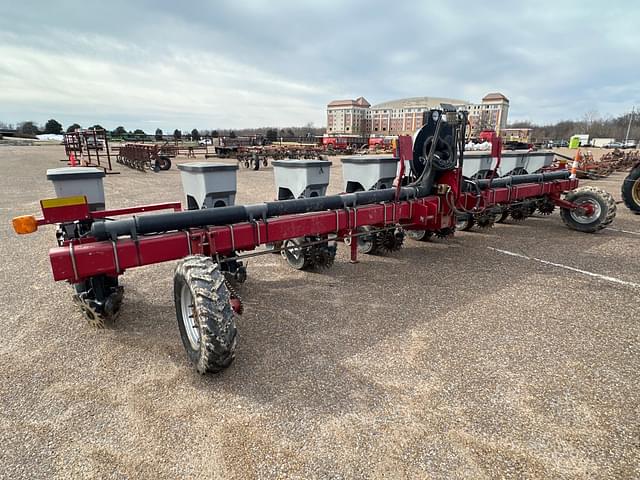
[90,124,105,131]
[44,119,63,134]
[66,123,81,133]
[266,128,278,142]
[507,110,640,143]
[173,129,182,140]
[133,129,145,137]
[155,128,163,141]
[112,126,127,136]
[191,128,200,140]
[17,121,40,136]
[229,130,237,139]
[211,130,219,138]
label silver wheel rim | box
[456,216,470,230]
[282,238,305,268]
[180,283,200,350]
[570,199,601,224]
[407,230,427,240]
[357,226,373,253]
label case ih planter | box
[12,108,617,374]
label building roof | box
[482,92,509,102]
[327,96,370,108]
[370,96,468,110]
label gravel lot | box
[1,145,638,479]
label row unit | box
[45,150,554,211]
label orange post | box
[570,149,582,179]
[68,151,77,166]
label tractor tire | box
[174,255,237,374]
[621,166,640,214]
[158,156,172,171]
[560,186,616,233]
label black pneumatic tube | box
[90,171,569,241]
[473,171,569,190]
[90,185,432,241]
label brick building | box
[326,93,510,137]
[369,96,467,135]
[326,96,371,135]
[466,93,510,137]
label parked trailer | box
[11,108,617,375]
[591,138,616,148]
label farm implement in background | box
[63,129,116,173]
[116,143,173,172]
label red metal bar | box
[36,201,182,227]
[46,178,578,283]
[90,202,182,218]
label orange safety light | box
[12,215,38,234]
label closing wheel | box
[174,255,237,374]
[496,209,510,223]
[356,226,380,255]
[560,186,616,233]
[281,238,312,270]
[406,229,433,242]
[455,214,475,231]
[621,166,640,213]
[72,276,123,329]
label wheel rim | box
[356,226,374,253]
[357,235,372,251]
[407,230,427,240]
[282,239,305,268]
[570,198,602,224]
[632,179,640,205]
[455,216,470,230]
[180,283,200,350]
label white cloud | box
[0,0,638,130]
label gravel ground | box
[1,145,638,479]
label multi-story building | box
[369,96,467,135]
[466,93,509,137]
[325,93,509,137]
[326,96,371,135]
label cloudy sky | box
[1,1,638,132]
